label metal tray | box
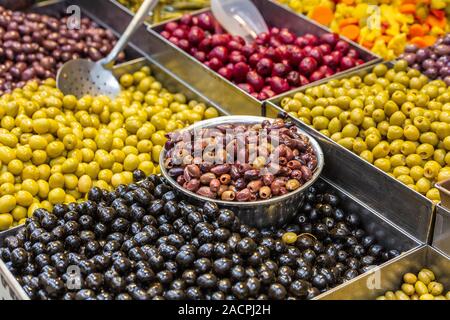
[82,0,381,115]
[436,178,450,210]
[433,204,450,258]
[318,245,450,300]
[264,61,435,244]
[0,176,420,300]
[150,0,381,111]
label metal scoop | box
[56,0,158,99]
[211,0,268,43]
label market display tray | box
[264,61,436,243]
[0,176,422,300]
[77,0,381,116]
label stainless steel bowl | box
[160,116,324,229]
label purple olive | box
[444,75,450,86]
[402,53,416,65]
[422,59,435,69]
[435,44,450,56]
[404,44,418,53]
[416,48,430,61]
[423,67,438,79]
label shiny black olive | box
[10,248,28,268]
[128,247,147,261]
[103,240,120,253]
[44,240,63,255]
[203,202,219,221]
[213,258,232,275]
[343,269,359,281]
[268,283,287,300]
[289,279,310,298]
[64,235,82,252]
[312,274,327,289]
[214,228,231,242]
[41,214,58,231]
[231,281,248,299]
[156,270,174,285]
[197,273,217,289]
[176,250,195,267]
[84,241,101,258]
[147,282,163,297]
[148,254,164,271]
[185,286,203,300]
[113,257,132,275]
[92,222,108,238]
[346,257,361,270]
[181,269,197,286]
[85,273,104,291]
[164,289,185,300]
[76,230,93,243]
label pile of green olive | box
[280,60,450,202]
[377,268,450,300]
[0,66,219,230]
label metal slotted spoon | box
[56,0,158,99]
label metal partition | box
[433,205,450,258]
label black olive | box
[231,281,248,299]
[10,248,28,268]
[148,254,164,271]
[84,241,101,258]
[351,244,365,257]
[196,273,217,289]
[156,270,174,285]
[41,214,58,231]
[64,235,82,252]
[161,191,176,202]
[144,282,161,298]
[361,255,376,266]
[90,223,107,239]
[312,274,327,290]
[40,231,55,243]
[268,283,287,300]
[176,250,195,267]
[76,230,94,243]
[343,269,359,281]
[130,204,146,222]
[203,202,219,221]
[346,257,361,270]
[88,187,103,202]
[289,279,310,298]
[129,247,147,262]
[295,265,312,281]
[185,286,203,300]
[388,249,400,259]
[52,204,68,218]
[85,273,104,291]
[214,228,231,242]
[113,257,132,275]
[306,287,320,299]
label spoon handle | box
[101,0,158,68]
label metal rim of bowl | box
[160,116,325,207]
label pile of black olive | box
[0,171,400,300]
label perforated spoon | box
[211,0,268,43]
[56,0,158,99]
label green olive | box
[428,282,444,296]
[415,280,429,295]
